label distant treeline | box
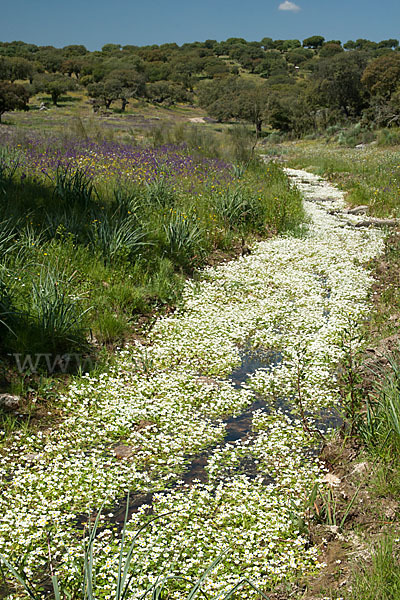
[1,36,400,134]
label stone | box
[322,472,341,487]
[383,500,399,520]
[24,452,39,463]
[195,376,220,388]
[354,218,398,228]
[347,205,369,215]
[0,394,20,410]
[351,461,368,475]
[134,419,153,430]
[113,445,134,459]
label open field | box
[1,92,230,144]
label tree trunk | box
[52,92,58,106]
[121,98,128,111]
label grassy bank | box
[0,130,304,375]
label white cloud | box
[278,1,301,12]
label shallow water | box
[105,347,284,526]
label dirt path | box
[0,169,385,597]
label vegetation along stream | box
[0,168,385,598]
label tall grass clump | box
[111,183,142,215]
[145,177,177,208]
[225,125,256,165]
[0,147,22,186]
[0,220,17,256]
[356,354,400,456]
[53,164,97,210]
[147,124,222,159]
[162,210,207,271]
[212,186,264,234]
[0,272,16,339]
[1,267,89,357]
[88,215,149,265]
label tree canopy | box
[0,81,30,122]
[1,34,400,133]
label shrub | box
[376,127,400,146]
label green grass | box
[346,535,400,600]
[356,353,400,457]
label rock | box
[347,205,369,215]
[113,445,134,459]
[322,472,341,487]
[351,461,369,475]
[24,452,40,463]
[325,524,340,538]
[352,218,398,228]
[383,500,399,520]
[196,376,220,388]
[134,419,153,430]
[0,394,20,410]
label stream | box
[0,168,385,597]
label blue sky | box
[2,0,400,50]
